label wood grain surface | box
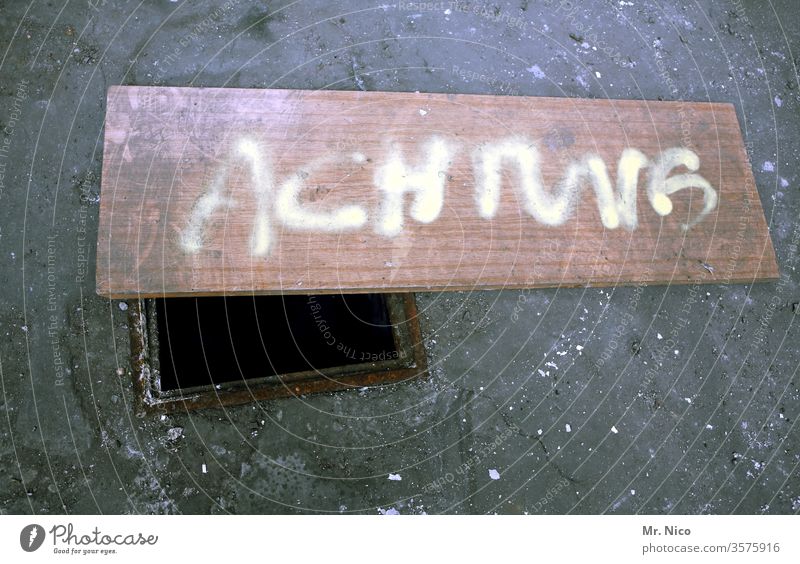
[96,86,778,298]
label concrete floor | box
[0,0,798,515]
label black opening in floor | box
[156,294,397,391]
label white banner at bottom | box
[1,515,797,563]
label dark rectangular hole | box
[156,294,398,392]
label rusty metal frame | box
[128,293,427,414]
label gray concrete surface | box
[0,0,798,515]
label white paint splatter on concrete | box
[527,65,545,79]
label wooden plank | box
[96,86,778,298]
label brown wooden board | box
[96,86,778,298]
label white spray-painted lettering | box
[647,147,718,230]
[181,138,268,254]
[276,152,368,232]
[473,139,649,229]
[183,139,369,256]
[239,138,273,256]
[179,136,718,256]
[374,137,454,237]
